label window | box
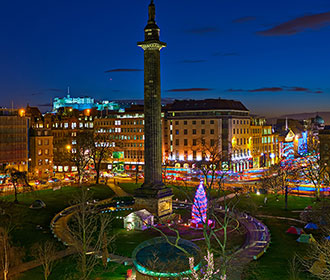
[175,130,179,135]
[184,129,188,135]
[233,128,235,134]
[45,149,49,155]
[201,129,205,134]
[201,120,205,125]
[184,121,187,125]
[210,129,214,134]
[210,139,215,146]
[175,139,179,146]
[38,139,42,146]
[193,150,197,159]
[184,139,188,146]
[192,129,196,135]
[44,139,49,145]
[210,120,214,124]
[38,149,42,156]
[193,139,197,146]
[192,120,196,125]
[175,121,179,125]
[38,159,42,166]
[233,120,235,124]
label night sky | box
[1,0,330,116]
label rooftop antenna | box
[67,86,70,98]
[285,117,288,131]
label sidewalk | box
[107,181,129,197]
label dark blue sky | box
[1,0,330,116]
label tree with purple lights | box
[192,181,208,224]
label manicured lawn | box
[19,255,129,280]
[242,218,315,280]
[237,194,320,280]
[235,193,316,219]
[1,184,115,253]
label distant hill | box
[279,112,330,125]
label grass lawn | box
[1,184,115,255]
[237,193,320,280]
[235,193,316,219]
[242,218,315,280]
[19,255,129,280]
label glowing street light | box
[19,109,25,117]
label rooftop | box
[166,98,249,112]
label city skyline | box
[1,0,330,116]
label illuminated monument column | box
[134,0,173,219]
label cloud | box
[233,16,257,23]
[185,27,220,35]
[287,87,309,92]
[166,88,212,92]
[226,89,245,92]
[249,87,283,92]
[105,68,143,73]
[257,12,330,36]
[179,59,207,63]
[226,86,323,93]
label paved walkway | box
[107,181,129,197]
[227,213,271,279]
[256,214,304,224]
[9,247,76,277]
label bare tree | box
[301,239,330,280]
[67,132,93,185]
[300,152,328,201]
[5,168,32,203]
[89,132,112,185]
[260,163,298,210]
[32,241,56,280]
[66,188,115,280]
[189,138,240,277]
[0,226,24,280]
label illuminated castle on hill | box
[52,90,120,112]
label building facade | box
[0,109,28,173]
[164,99,252,172]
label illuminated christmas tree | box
[191,181,207,224]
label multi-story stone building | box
[26,106,53,178]
[251,117,280,168]
[94,105,145,172]
[163,98,251,172]
[50,107,96,173]
[29,129,53,178]
[0,109,28,173]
